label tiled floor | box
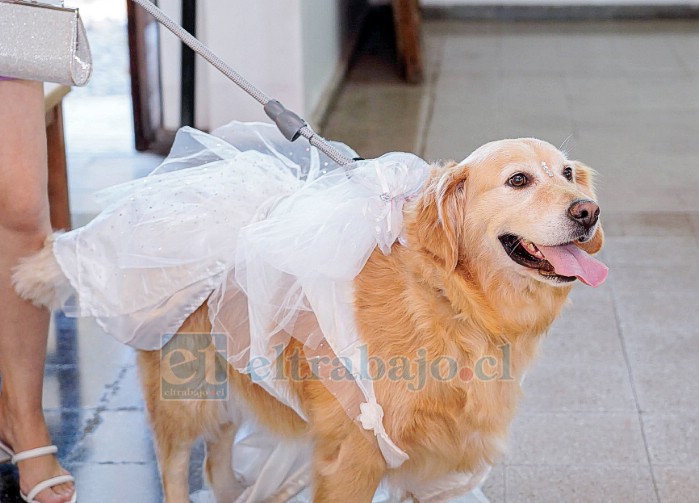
[326,18,699,503]
[2,14,698,503]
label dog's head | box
[411,138,607,288]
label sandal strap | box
[0,439,13,463]
[24,474,75,502]
[0,439,15,456]
[12,445,58,464]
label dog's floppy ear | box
[412,162,469,271]
[573,160,597,197]
[573,161,604,255]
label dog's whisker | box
[508,237,524,258]
[559,134,574,158]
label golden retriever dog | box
[15,138,606,502]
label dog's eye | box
[563,166,574,181]
[508,173,529,188]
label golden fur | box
[137,138,604,502]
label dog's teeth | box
[521,239,544,259]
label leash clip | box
[264,100,307,142]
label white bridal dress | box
[50,121,490,503]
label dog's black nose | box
[568,200,600,229]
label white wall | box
[301,0,342,122]
[158,0,184,131]
[159,0,362,132]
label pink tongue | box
[537,243,608,287]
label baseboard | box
[310,53,355,132]
[422,4,699,21]
[311,3,373,131]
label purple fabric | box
[0,76,17,81]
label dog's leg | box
[158,432,198,503]
[138,349,216,503]
[204,422,241,503]
[312,427,386,503]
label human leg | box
[0,79,74,503]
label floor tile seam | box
[636,408,699,415]
[63,364,135,463]
[607,268,662,502]
[503,459,509,503]
[502,462,663,467]
[45,364,80,370]
[515,411,648,416]
[689,214,699,247]
[647,462,699,468]
[639,410,699,417]
[63,461,150,466]
[90,461,150,466]
[620,359,699,374]
[415,33,446,158]
[624,359,699,369]
[44,406,144,413]
[663,33,694,78]
[518,408,641,413]
[523,361,636,370]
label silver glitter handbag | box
[0,0,92,86]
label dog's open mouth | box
[498,234,608,287]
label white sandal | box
[0,439,12,463]
[0,440,76,503]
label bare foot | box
[0,401,75,503]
